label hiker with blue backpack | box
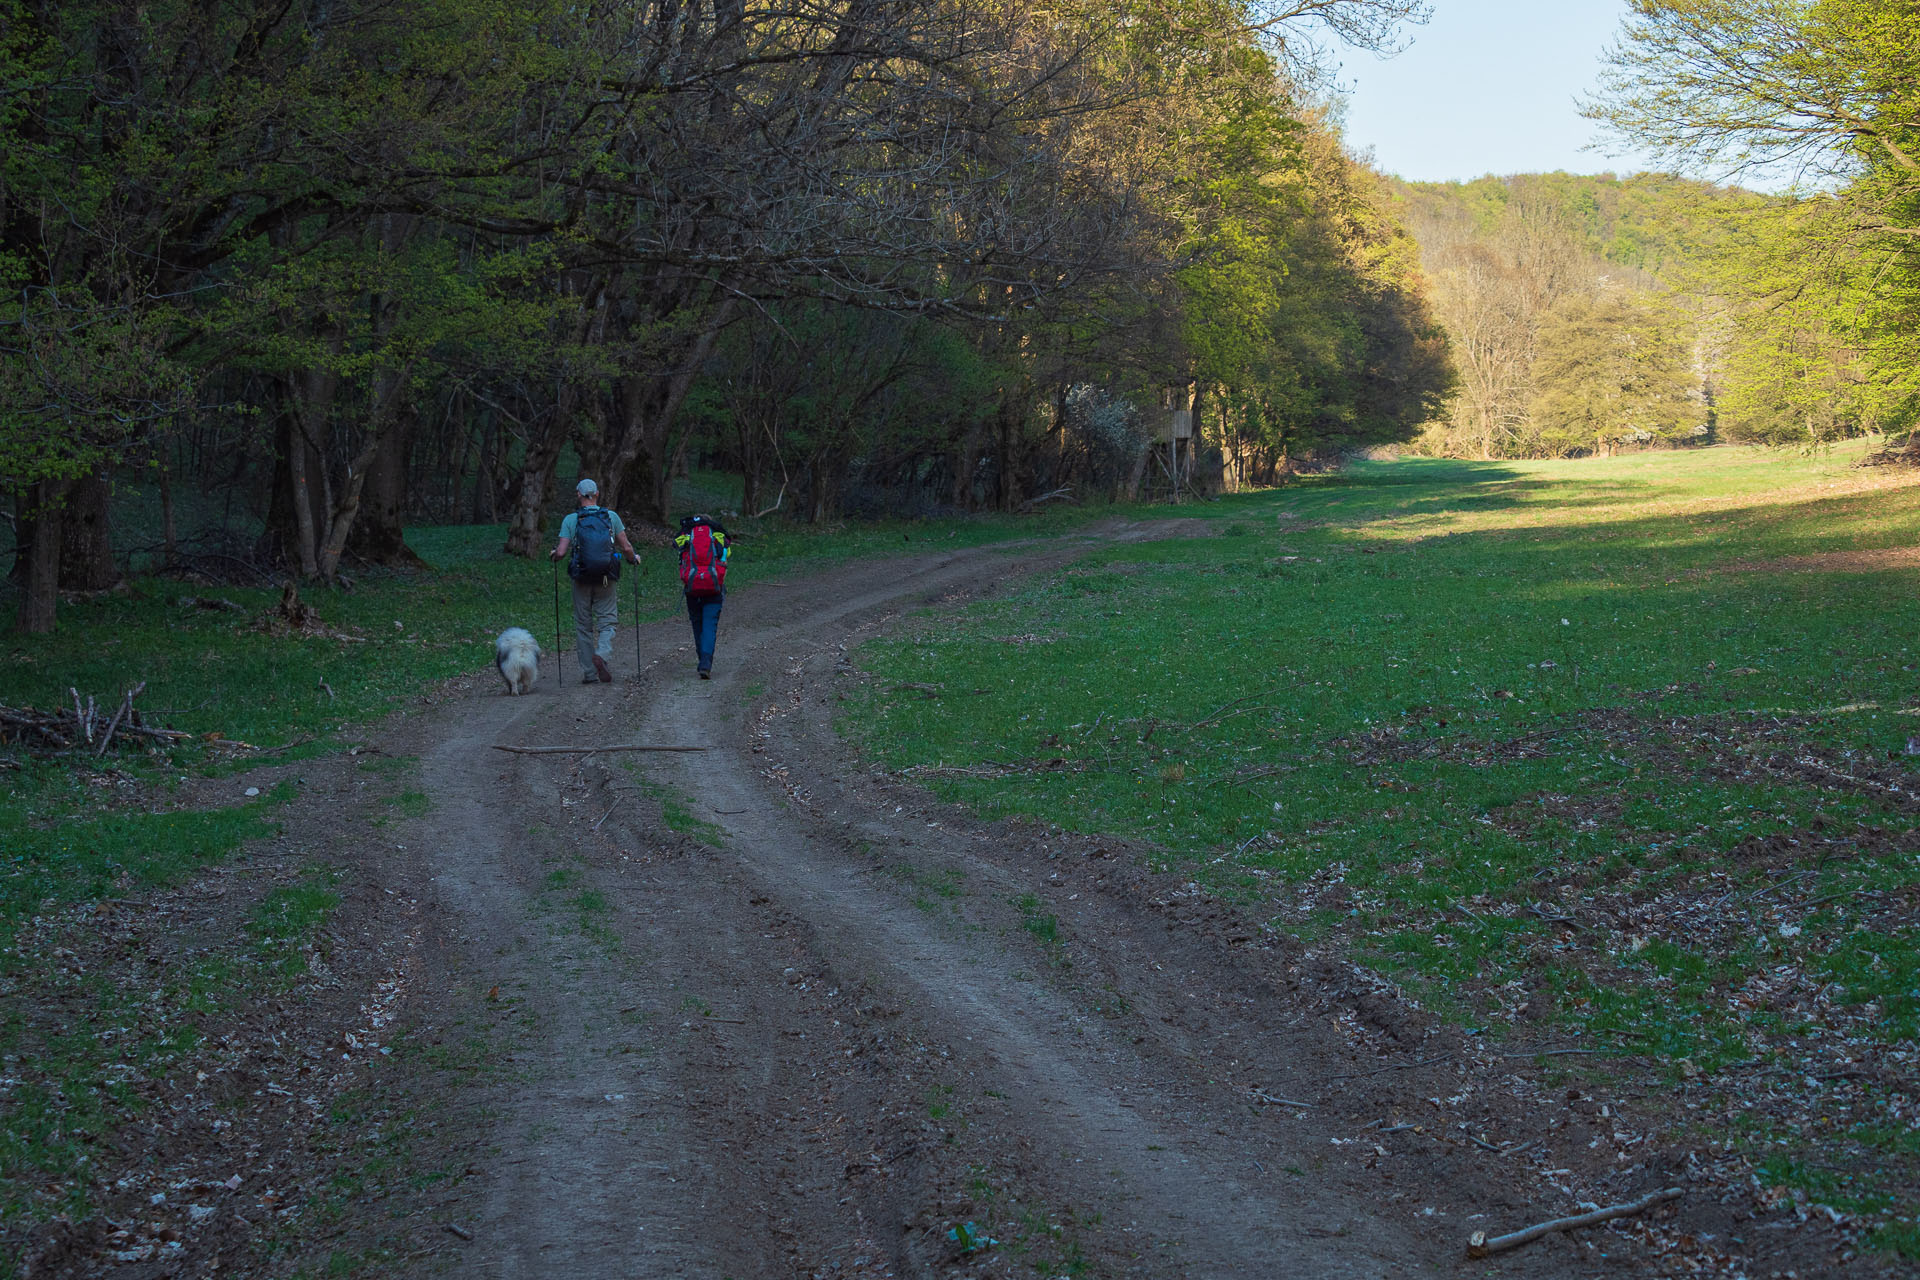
[549,479,640,684]
[676,514,729,679]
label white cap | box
[576,478,598,496]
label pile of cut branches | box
[0,683,191,757]
[253,582,365,642]
[1862,433,1920,468]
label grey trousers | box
[572,580,618,676]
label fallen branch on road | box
[491,744,710,755]
[1249,1088,1313,1108]
[1466,1187,1683,1259]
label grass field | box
[842,444,1920,1258]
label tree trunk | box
[265,366,337,577]
[58,471,120,590]
[347,378,426,567]
[736,414,761,515]
[606,299,734,526]
[316,360,414,582]
[14,479,72,634]
[158,448,179,570]
[994,390,1020,511]
[951,422,986,511]
[503,389,572,558]
[504,280,607,557]
[805,451,846,522]
[470,408,500,524]
[1124,441,1150,501]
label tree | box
[1529,288,1702,455]
[3,0,1455,635]
[1588,0,1920,190]
[1588,0,1920,447]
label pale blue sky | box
[1338,0,1653,184]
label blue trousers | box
[685,593,723,670]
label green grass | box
[249,873,345,981]
[620,767,728,844]
[0,776,341,1257]
[1,776,291,941]
[4,484,1179,772]
[888,861,967,916]
[1014,892,1062,948]
[841,442,1920,1252]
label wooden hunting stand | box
[1145,404,1202,503]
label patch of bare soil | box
[25,520,1898,1278]
[1736,547,1920,575]
[12,753,434,1277]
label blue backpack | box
[569,507,620,585]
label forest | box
[0,0,1451,633]
[5,0,1918,633]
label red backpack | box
[678,518,727,598]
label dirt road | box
[334,528,1665,1280]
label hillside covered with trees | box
[1,0,1453,632]
[1399,0,1919,463]
[1392,170,1738,459]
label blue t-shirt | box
[559,505,625,541]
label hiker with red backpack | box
[676,514,729,679]
[549,479,640,684]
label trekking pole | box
[552,557,565,685]
[632,550,642,681]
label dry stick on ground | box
[1231,764,1298,784]
[491,744,710,755]
[1016,486,1074,512]
[1528,903,1586,930]
[1250,1089,1313,1108]
[1453,902,1493,929]
[1466,1187,1683,1259]
[1190,687,1278,731]
[1326,1055,1447,1081]
[94,682,147,757]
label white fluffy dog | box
[494,627,542,695]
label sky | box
[1337,0,1657,185]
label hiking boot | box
[699,669,711,680]
[581,673,598,684]
[592,654,612,683]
